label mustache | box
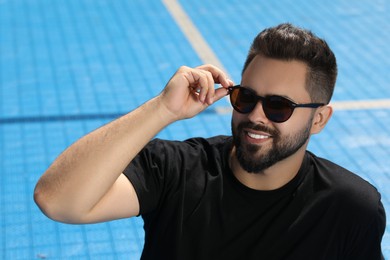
[237,121,279,136]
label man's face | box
[231,55,316,173]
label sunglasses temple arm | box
[295,103,325,108]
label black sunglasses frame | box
[228,85,325,123]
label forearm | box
[34,96,175,222]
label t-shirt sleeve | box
[122,139,176,215]
[311,153,386,259]
[344,192,386,259]
[122,137,224,218]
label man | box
[34,23,385,259]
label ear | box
[310,105,333,134]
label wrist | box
[149,95,180,126]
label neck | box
[230,145,307,191]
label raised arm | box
[34,65,233,224]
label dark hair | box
[243,23,337,104]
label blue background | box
[1,0,389,258]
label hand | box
[159,64,234,120]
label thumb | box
[213,87,230,102]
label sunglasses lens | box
[263,97,294,123]
[230,88,256,113]
[229,87,295,123]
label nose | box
[247,101,270,124]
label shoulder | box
[305,152,386,256]
[306,151,384,220]
[132,135,231,173]
[146,135,231,155]
[307,151,378,191]
[181,135,232,148]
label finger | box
[186,70,210,103]
[197,71,211,103]
[202,70,216,105]
[213,87,230,102]
[197,64,232,88]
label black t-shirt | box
[123,136,385,260]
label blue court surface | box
[1,0,389,259]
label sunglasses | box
[228,85,325,123]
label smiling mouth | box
[247,131,270,140]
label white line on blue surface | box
[162,0,229,76]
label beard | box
[231,119,312,174]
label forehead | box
[242,55,310,100]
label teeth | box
[247,132,269,139]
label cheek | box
[274,122,292,133]
[272,116,303,137]
[287,110,315,128]
[231,110,244,125]
[276,114,314,137]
